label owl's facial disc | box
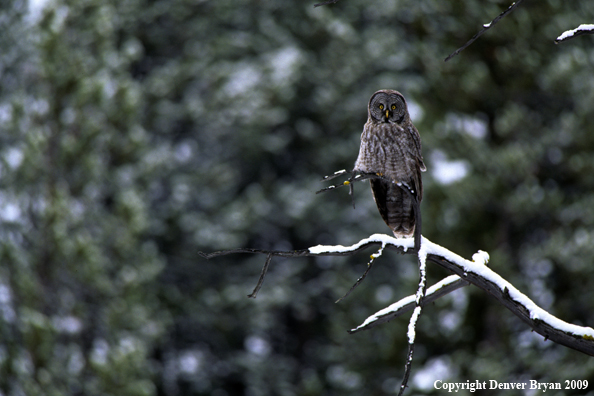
[369,91,406,123]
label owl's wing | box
[407,126,426,172]
[404,125,425,202]
[353,130,371,172]
[411,158,424,202]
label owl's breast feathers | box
[354,121,425,237]
[355,122,424,196]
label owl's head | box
[368,90,408,124]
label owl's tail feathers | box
[387,184,416,237]
[392,227,415,239]
[370,180,417,238]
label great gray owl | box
[353,90,426,238]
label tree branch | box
[247,253,273,298]
[398,239,428,396]
[313,0,341,7]
[425,251,594,355]
[349,275,469,333]
[555,24,594,43]
[445,0,525,62]
[200,235,594,356]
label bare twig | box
[247,253,273,298]
[335,245,381,303]
[313,0,341,7]
[198,247,312,259]
[445,0,525,62]
[317,169,367,208]
[398,343,415,394]
[320,169,349,182]
[555,24,594,43]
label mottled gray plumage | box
[354,90,426,238]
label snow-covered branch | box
[316,235,594,355]
[555,24,594,43]
[201,234,594,356]
[349,274,469,333]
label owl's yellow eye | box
[379,104,384,110]
[391,105,396,110]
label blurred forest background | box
[1,0,594,394]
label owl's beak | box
[385,110,390,119]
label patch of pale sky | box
[431,149,470,185]
[27,0,49,22]
[413,357,454,391]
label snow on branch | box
[349,274,469,333]
[555,24,594,43]
[420,237,594,355]
[200,234,594,356]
